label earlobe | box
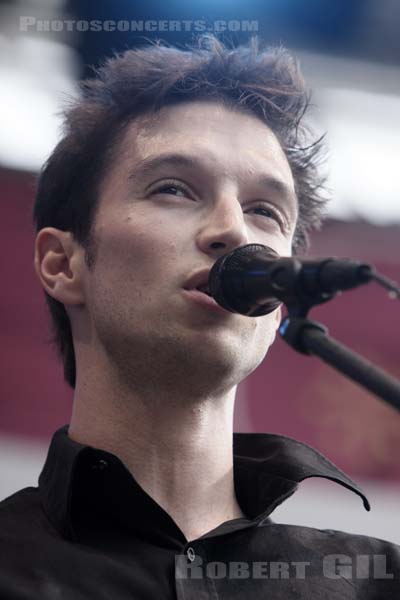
[34,228,85,306]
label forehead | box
[116,100,294,188]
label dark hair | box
[32,35,327,390]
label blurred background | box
[1,0,399,542]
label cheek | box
[275,238,293,258]
[249,232,293,259]
[92,219,182,287]
[246,220,294,258]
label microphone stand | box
[279,314,400,413]
[209,242,400,411]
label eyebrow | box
[128,153,199,181]
[129,152,296,207]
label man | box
[0,35,398,598]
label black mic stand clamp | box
[279,298,400,413]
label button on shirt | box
[0,425,399,599]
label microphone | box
[208,244,374,316]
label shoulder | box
[0,486,57,544]
[0,486,78,591]
[264,521,400,565]
[0,486,39,515]
[311,525,400,564]
[0,486,41,519]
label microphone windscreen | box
[208,244,282,316]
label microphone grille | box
[217,244,267,272]
[208,244,281,315]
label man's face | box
[77,100,297,394]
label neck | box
[68,359,245,541]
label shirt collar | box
[232,432,370,521]
[38,425,370,543]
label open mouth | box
[182,287,230,314]
[195,284,212,297]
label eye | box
[248,205,283,226]
[151,180,193,199]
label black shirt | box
[0,424,399,599]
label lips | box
[183,269,213,296]
[182,268,232,314]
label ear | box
[274,305,282,329]
[33,228,86,306]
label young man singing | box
[0,36,399,598]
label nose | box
[196,193,249,258]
